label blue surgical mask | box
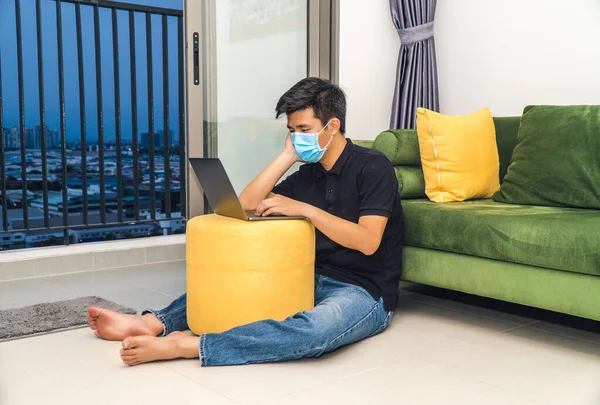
[291,120,333,163]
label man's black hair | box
[276,77,346,134]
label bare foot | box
[87,307,164,341]
[120,332,200,366]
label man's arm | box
[239,134,299,211]
[255,194,388,256]
[256,154,397,256]
[305,208,388,256]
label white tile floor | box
[0,262,599,405]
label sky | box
[0,0,183,143]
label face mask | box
[291,120,333,163]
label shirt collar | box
[316,138,353,177]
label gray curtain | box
[389,0,439,129]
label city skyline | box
[2,123,180,149]
[2,124,59,149]
[0,0,183,143]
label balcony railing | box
[0,0,186,250]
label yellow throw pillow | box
[416,107,500,203]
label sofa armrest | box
[352,139,375,149]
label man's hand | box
[255,194,310,217]
[238,133,299,211]
[284,133,302,163]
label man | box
[88,77,403,367]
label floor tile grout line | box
[164,364,244,404]
[38,271,178,304]
[0,266,185,286]
[0,266,129,284]
[120,294,179,310]
[239,359,388,403]
[40,274,111,297]
[522,323,600,346]
[257,349,525,405]
[0,260,185,284]
[121,281,184,298]
[104,269,186,297]
[107,265,184,278]
[469,376,547,405]
[331,365,387,382]
[248,379,340,405]
[124,284,177,298]
[109,266,185,284]
[23,276,78,298]
[400,323,531,360]
[148,259,186,264]
[409,355,546,405]
[487,322,536,337]
[405,294,537,326]
[435,322,538,349]
[249,355,404,404]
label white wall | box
[338,0,399,140]
[338,0,600,138]
[436,0,600,116]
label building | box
[26,127,39,149]
[158,129,175,148]
[0,189,36,209]
[3,126,20,149]
[47,128,59,148]
[12,125,60,150]
[0,207,45,231]
[141,132,163,150]
[140,130,175,150]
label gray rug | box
[0,296,137,342]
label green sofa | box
[355,117,600,322]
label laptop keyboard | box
[246,210,285,218]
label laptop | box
[189,158,305,221]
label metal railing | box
[0,0,186,250]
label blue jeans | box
[143,274,394,367]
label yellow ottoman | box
[186,214,315,335]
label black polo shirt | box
[272,139,403,311]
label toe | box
[120,348,135,357]
[88,307,102,318]
[123,356,139,366]
[121,355,136,363]
[121,350,136,359]
[122,337,136,349]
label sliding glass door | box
[211,0,308,193]
[184,0,337,215]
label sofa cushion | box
[403,199,600,277]
[374,130,421,166]
[416,107,500,203]
[493,116,521,181]
[352,139,374,150]
[494,105,600,209]
[393,166,426,199]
